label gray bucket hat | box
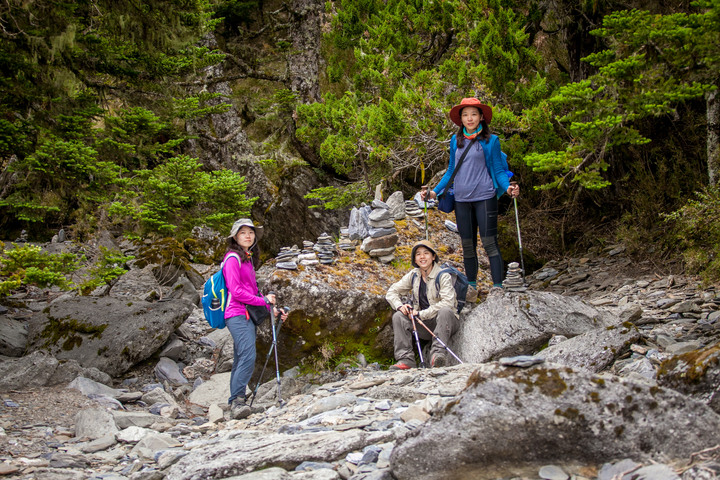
[229,218,264,240]
[410,240,439,268]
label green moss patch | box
[40,316,108,351]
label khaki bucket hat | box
[228,218,264,240]
[411,240,439,268]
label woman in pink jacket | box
[223,218,286,419]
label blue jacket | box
[433,134,511,200]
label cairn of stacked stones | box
[405,199,424,218]
[275,245,300,270]
[297,240,319,267]
[360,200,399,264]
[313,233,336,265]
[406,190,436,219]
[502,261,527,291]
[338,227,355,251]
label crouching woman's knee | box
[436,307,459,333]
[392,310,412,330]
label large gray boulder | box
[452,291,621,363]
[390,363,720,480]
[25,296,193,377]
[265,272,392,365]
[0,351,113,390]
[0,315,27,357]
[0,351,60,390]
[537,321,641,372]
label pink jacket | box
[222,251,270,320]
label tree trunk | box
[707,89,719,187]
[288,0,321,103]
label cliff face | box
[182,0,344,253]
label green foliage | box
[0,0,225,235]
[299,0,543,206]
[0,243,81,295]
[0,136,121,223]
[173,93,233,120]
[527,4,718,190]
[665,186,720,283]
[78,247,134,295]
[109,155,256,236]
[304,183,370,210]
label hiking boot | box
[431,353,447,368]
[465,285,478,303]
[230,398,252,420]
[389,361,412,371]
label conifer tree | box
[298,0,543,207]
[525,1,720,189]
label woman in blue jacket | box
[423,98,519,302]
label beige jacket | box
[386,263,458,321]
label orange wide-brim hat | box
[449,98,493,126]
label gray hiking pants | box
[392,307,458,367]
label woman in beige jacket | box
[385,240,459,369]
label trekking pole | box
[268,294,284,406]
[408,307,426,368]
[248,306,288,407]
[511,182,526,283]
[412,314,463,364]
[421,185,429,240]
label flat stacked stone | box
[386,191,406,220]
[444,220,459,233]
[503,261,526,291]
[275,246,300,270]
[296,240,317,266]
[362,202,399,263]
[314,233,336,264]
[298,252,318,267]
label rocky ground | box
[0,241,718,479]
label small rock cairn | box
[338,227,354,251]
[275,245,300,270]
[502,261,527,291]
[298,240,319,267]
[275,233,338,270]
[405,199,424,218]
[313,233,336,264]
[406,191,435,219]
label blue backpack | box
[412,263,469,313]
[201,253,240,329]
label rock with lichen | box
[25,296,193,377]
[656,341,720,413]
[390,362,720,480]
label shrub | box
[665,186,720,284]
[78,247,134,295]
[0,243,81,295]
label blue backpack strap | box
[434,268,451,299]
[221,252,242,304]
